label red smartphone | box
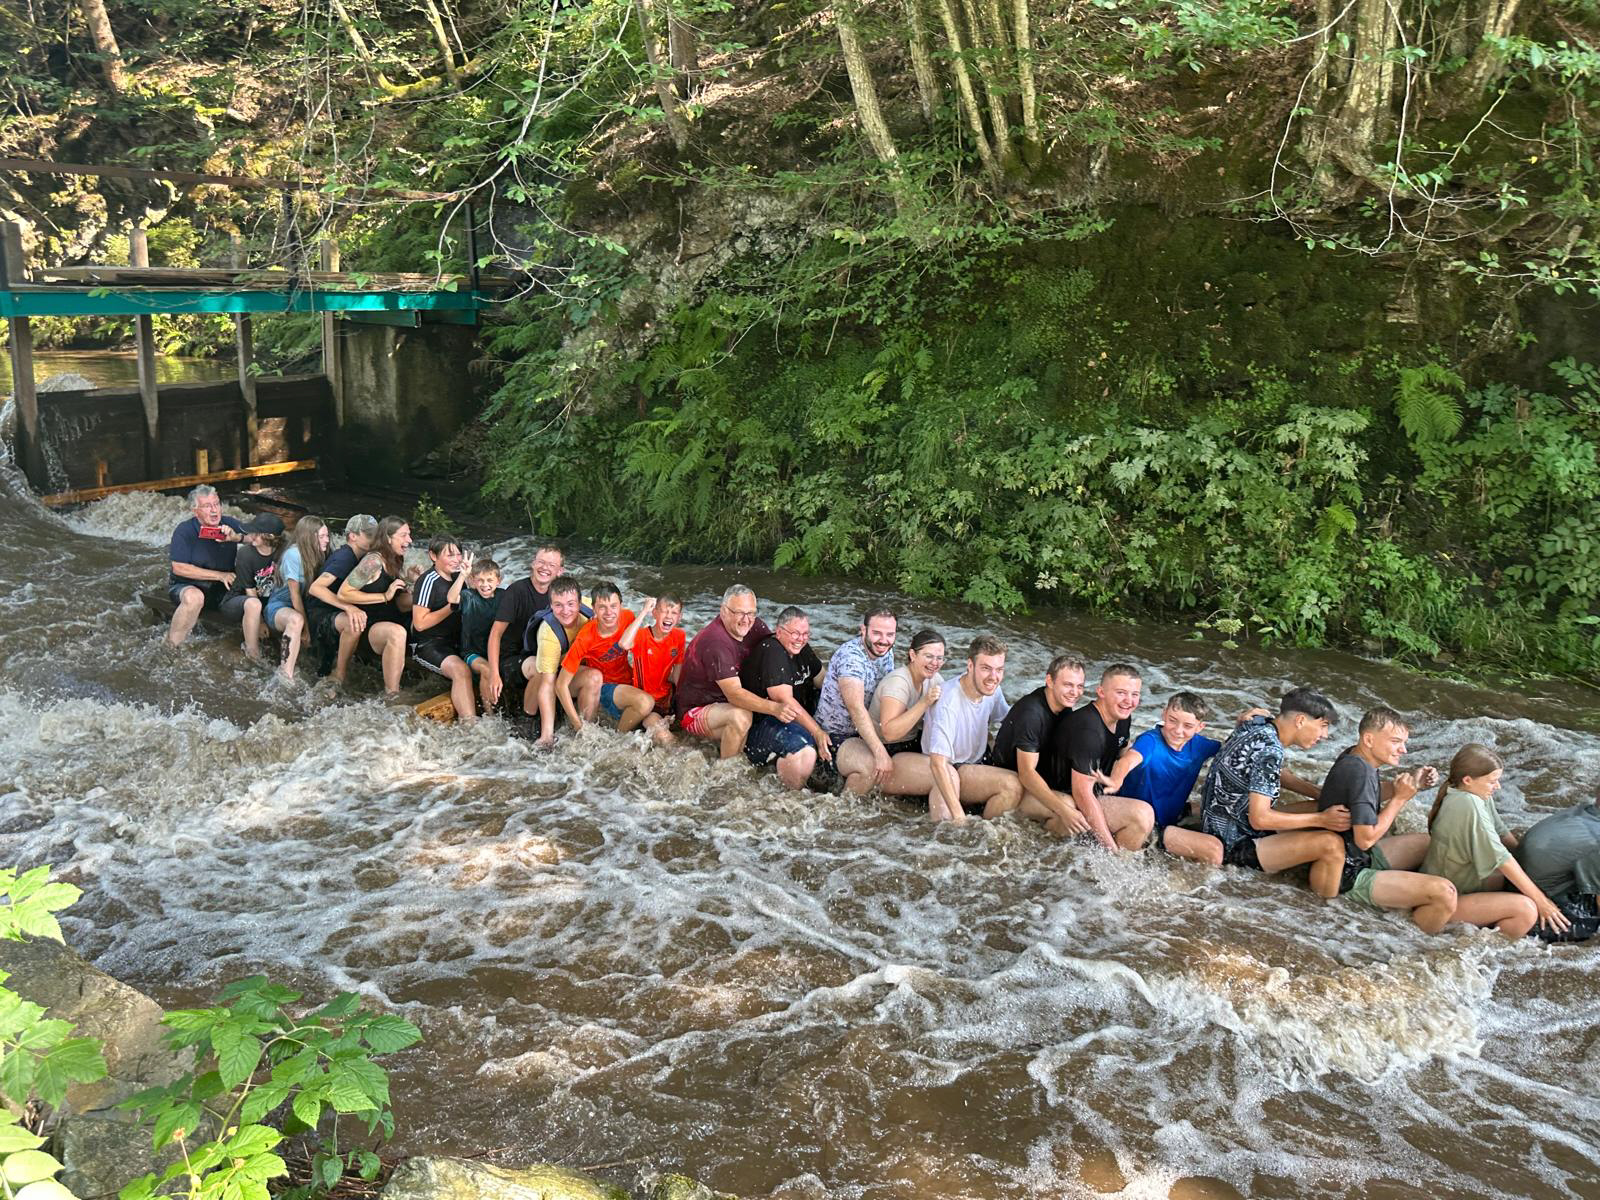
[198,524,230,541]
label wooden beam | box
[0,156,460,203]
[232,237,257,467]
[129,228,161,476]
[3,222,44,489]
[38,459,319,507]
[320,240,345,427]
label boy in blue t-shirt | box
[1104,692,1227,866]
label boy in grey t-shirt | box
[921,634,1019,825]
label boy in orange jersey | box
[555,582,660,740]
[618,592,684,747]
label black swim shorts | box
[1531,893,1600,944]
[413,638,461,675]
[1221,837,1263,871]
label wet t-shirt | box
[675,617,772,718]
[814,638,895,740]
[1119,728,1222,827]
[1516,803,1600,900]
[740,635,822,712]
[989,686,1063,774]
[1319,748,1382,873]
[922,679,1010,766]
[632,625,686,711]
[493,578,551,655]
[1422,788,1512,894]
[168,516,244,585]
[869,666,943,742]
[561,612,637,686]
[305,545,358,618]
[1200,716,1284,851]
[460,588,502,659]
[1046,705,1131,793]
[227,543,277,600]
[413,568,462,645]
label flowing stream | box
[0,451,1597,1199]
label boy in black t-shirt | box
[220,513,285,663]
[1045,663,1157,852]
[739,605,829,790]
[989,655,1091,836]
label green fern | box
[1395,364,1465,443]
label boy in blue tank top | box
[1104,692,1229,865]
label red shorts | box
[680,704,716,736]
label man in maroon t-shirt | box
[675,583,799,759]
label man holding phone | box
[166,484,245,647]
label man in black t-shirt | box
[989,655,1091,836]
[485,543,564,716]
[1045,663,1157,851]
[739,605,828,790]
[165,484,245,647]
[304,514,379,680]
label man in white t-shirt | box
[921,634,1021,823]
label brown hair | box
[1359,706,1407,736]
[289,516,328,585]
[470,557,502,578]
[373,516,409,579]
[1165,691,1212,722]
[1428,743,1504,830]
[967,634,1007,661]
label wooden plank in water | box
[414,692,458,724]
[39,459,318,507]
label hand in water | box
[1535,895,1572,934]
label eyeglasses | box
[723,606,757,617]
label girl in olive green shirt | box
[1423,744,1571,938]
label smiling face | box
[775,617,811,657]
[531,549,564,589]
[594,591,622,634]
[970,651,1006,697]
[471,571,501,598]
[1097,671,1142,723]
[720,594,758,639]
[655,601,681,634]
[432,542,463,576]
[908,640,946,679]
[316,525,331,554]
[1159,705,1206,752]
[1362,721,1410,767]
[1461,768,1503,798]
[550,588,581,626]
[862,615,897,660]
[192,493,223,527]
[1047,665,1086,711]
[391,524,413,556]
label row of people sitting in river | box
[161,492,1600,945]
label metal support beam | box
[1,223,43,488]
[320,240,345,427]
[129,228,160,476]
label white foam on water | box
[62,490,247,546]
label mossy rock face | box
[382,1158,630,1200]
[649,1175,738,1200]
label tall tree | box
[78,0,125,94]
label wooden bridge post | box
[129,227,161,476]
[1,222,44,489]
[320,239,345,427]
[231,236,257,465]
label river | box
[1,350,237,392]
[0,451,1596,1199]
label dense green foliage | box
[120,979,419,1200]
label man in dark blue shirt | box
[166,485,244,647]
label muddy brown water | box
[0,457,1597,1199]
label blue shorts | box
[599,683,625,720]
[744,714,816,767]
[265,590,295,626]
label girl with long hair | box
[265,515,328,681]
[1422,743,1572,939]
[337,515,414,695]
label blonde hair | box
[1429,742,1504,830]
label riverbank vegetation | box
[4,0,1600,678]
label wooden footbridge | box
[1,157,511,499]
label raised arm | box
[618,599,655,652]
[1351,771,1416,850]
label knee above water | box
[730,708,753,732]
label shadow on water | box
[0,466,1597,1199]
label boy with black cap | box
[220,513,285,663]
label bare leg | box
[1369,871,1458,934]
[1161,826,1225,866]
[882,752,935,797]
[470,661,492,712]
[613,684,656,733]
[166,586,206,647]
[332,613,361,683]
[575,667,604,721]
[1452,891,1537,939]
[775,746,818,790]
[1099,794,1156,850]
[691,703,752,759]
[274,610,304,679]
[367,621,407,694]
[242,596,264,660]
[835,737,876,794]
[534,673,558,743]
[1377,831,1430,871]
[1254,831,1348,899]
[642,712,675,747]
[437,655,475,722]
[952,764,1022,819]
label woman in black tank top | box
[336,516,414,695]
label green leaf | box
[3,1150,64,1185]
[317,1153,343,1189]
[327,1056,387,1110]
[290,1089,323,1129]
[0,1126,46,1154]
[224,1125,281,1159]
[1,1045,39,1106]
[117,1173,157,1200]
[33,1038,107,1108]
[239,1081,291,1125]
[308,994,359,1022]
[358,1015,420,1055]
[213,1025,264,1090]
[152,1101,202,1149]
[14,1180,76,1200]
[355,1151,382,1181]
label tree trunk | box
[419,0,461,87]
[668,8,698,100]
[1309,0,1333,92]
[1460,0,1522,92]
[836,8,900,168]
[932,0,1000,176]
[329,0,398,93]
[1011,0,1038,160]
[959,0,1012,158]
[906,0,941,126]
[1331,0,1395,157]
[78,0,125,94]
[633,0,690,151]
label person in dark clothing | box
[337,516,414,696]
[739,605,828,789]
[219,513,286,664]
[305,514,379,682]
[1044,662,1157,851]
[412,536,477,722]
[989,655,1090,836]
[165,484,245,647]
[485,544,565,717]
